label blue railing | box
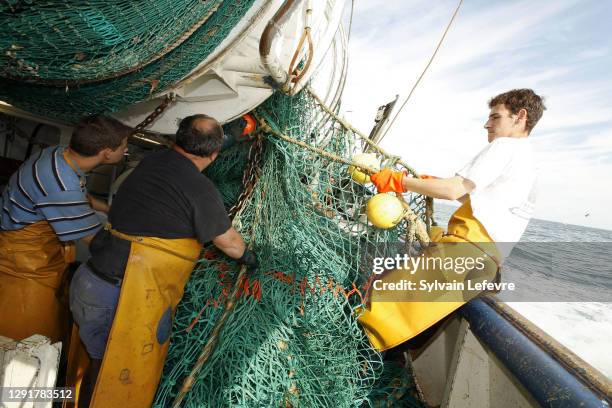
[461,299,610,408]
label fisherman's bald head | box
[175,114,224,157]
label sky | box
[339,0,612,230]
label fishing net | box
[0,0,256,122]
[2,2,431,404]
[368,361,424,408]
[153,89,429,407]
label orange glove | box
[370,168,406,193]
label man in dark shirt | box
[69,114,258,408]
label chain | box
[131,93,176,134]
[228,135,264,219]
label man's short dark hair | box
[70,115,132,157]
[489,89,546,133]
[175,114,223,157]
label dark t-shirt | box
[89,149,231,278]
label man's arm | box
[212,227,247,259]
[212,227,259,272]
[402,176,475,201]
[371,169,475,201]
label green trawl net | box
[153,89,428,407]
[0,0,256,122]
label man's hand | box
[87,194,110,213]
[370,168,406,193]
[237,249,259,273]
[212,228,258,272]
[80,233,95,246]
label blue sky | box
[340,0,612,230]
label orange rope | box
[184,269,367,331]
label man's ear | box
[517,108,528,123]
[99,147,113,162]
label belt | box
[87,261,123,287]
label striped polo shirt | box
[0,146,102,241]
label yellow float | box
[348,153,379,184]
[366,193,404,229]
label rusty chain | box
[228,134,264,220]
[131,93,176,135]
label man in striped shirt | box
[0,115,130,343]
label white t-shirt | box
[456,137,537,258]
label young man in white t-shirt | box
[358,89,546,351]
[371,88,546,258]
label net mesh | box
[153,90,428,407]
[0,0,256,122]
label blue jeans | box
[69,263,121,359]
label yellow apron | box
[358,198,501,351]
[89,227,201,408]
[0,221,75,342]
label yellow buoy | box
[349,153,379,184]
[366,194,404,229]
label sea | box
[433,202,612,379]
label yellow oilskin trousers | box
[358,198,501,351]
[88,227,201,408]
[0,221,75,342]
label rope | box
[306,87,420,178]
[255,113,370,170]
[377,0,464,143]
[396,193,430,246]
[347,0,355,45]
[171,266,246,407]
